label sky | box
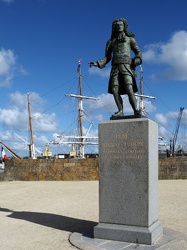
[0,0,187,157]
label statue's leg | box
[125,84,140,115]
[111,86,124,116]
[110,73,124,116]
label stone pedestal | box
[94,118,163,245]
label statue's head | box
[111,18,134,39]
[112,18,128,31]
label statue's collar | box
[117,32,126,43]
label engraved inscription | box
[101,132,145,160]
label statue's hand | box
[133,57,141,67]
[89,62,98,67]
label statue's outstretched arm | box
[89,39,112,69]
[89,62,99,67]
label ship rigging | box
[134,65,156,115]
[57,60,99,158]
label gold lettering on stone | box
[101,133,145,160]
[116,133,128,139]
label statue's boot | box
[134,109,141,116]
[112,110,124,117]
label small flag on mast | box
[2,147,7,161]
[77,59,82,73]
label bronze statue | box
[89,18,142,117]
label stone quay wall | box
[159,156,187,180]
[0,158,99,181]
[0,156,187,181]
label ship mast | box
[134,65,156,115]
[139,65,144,112]
[27,93,36,159]
[59,60,98,158]
[78,63,84,156]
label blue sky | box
[0,0,187,157]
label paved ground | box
[0,180,186,250]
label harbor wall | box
[0,158,99,181]
[159,157,187,179]
[0,157,187,181]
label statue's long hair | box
[111,18,135,40]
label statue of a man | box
[89,18,142,117]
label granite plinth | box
[94,221,163,245]
[94,118,163,245]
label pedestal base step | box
[94,220,163,245]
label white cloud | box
[94,114,103,122]
[155,113,169,127]
[0,107,27,130]
[158,126,169,137]
[0,130,12,141]
[0,91,57,133]
[8,91,46,110]
[165,110,185,123]
[0,48,15,74]
[19,65,29,76]
[86,93,116,114]
[52,132,62,143]
[32,112,58,133]
[143,30,187,80]
[0,48,16,86]
[9,92,27,108]
[89,66,110,78]
[0,48,28,87]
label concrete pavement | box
[0,180,186,249]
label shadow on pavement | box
[0,207,97,238]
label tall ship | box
[56,60,99,158]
